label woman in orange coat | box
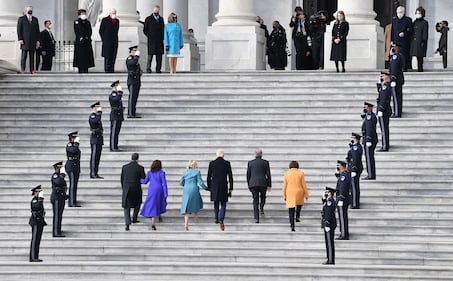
[282,161,309,231]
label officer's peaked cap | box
[325,186,336,193]
[364,101,374,107]
[380,71,390,76]
[110,80,120,87]
[351,132,361,139]
[68,131,79,138]
[53,161,63,168]
[391,42,402,47]
[337,160,347,167]
[31,185,42,193]
[90,101,101,108]
[129,45,138,51]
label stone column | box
[189,0,209,70]
[205,0,266,70]
[324,0,384,70]
[163,0,199,72]
[0,1,25,72]
[92,0,140,72]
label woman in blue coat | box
[179,160,208,231]
[140,160,168,230]
[164,13,184,74]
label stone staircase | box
[0,71,453,280]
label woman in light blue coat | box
[179,160,207,231]
[164,12,184,74]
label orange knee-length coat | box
[282,168,309,208]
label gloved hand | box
[378,111,383,117]
[96,106,102,112]
[74,136,80,143]
[338,201,344,207]
[135,50,140,56]
[391,81,396,87]
[60,166,66,175]
[322,193,327,200]
[366,142,372,148]
[117,84,122,92]
[324,227,330,232]
[38,190,44,198]
[351,172,357,178]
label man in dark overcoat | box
[17,5,40,74]
[39,20,56,71]
[391,6,413,70]
[207,149,234,231]
[121,153,145,231]
[99,9,120,73]
[73,9,95,73]
[143,5,164,73]
[247,149,272,223]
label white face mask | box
[338,16,344,21]
[111,14,117,19]
[415,14,422,19]
[397,13,404,19]
[80,14,87,20]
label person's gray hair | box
[255,148,263,157]
[397,6,405,13]
[216,149,224,157]
[154,5,160,9]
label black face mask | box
[27,10,33,15]
[380,78,384,83]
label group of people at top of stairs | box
[17,5,184,75]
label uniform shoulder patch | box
[112,93,117,97]
[53,174,58,178]
[90,115,95,118]
[67,143,72,147]
[392,54,397,60]
[127,56,133,60]
[353,146,358,151]
[382,85,387,90]
[327,201,332,206]
[341,175,345,181]
[367,115,371,120]
[32,199,37,203]
[75,21,79,24]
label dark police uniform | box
[66,131,81,207]
[336,162,351,240]
[126,47,142,118]
[109,81,124,151]
[89,102,103,178]
[347,133,363,209]
[362,103,378,180]
[389,47,405,117]
[377,78,392,151]
[321,187,336,265]
[29,185,47,262]
[51,162,67,237]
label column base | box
[0,26,21,72]
[205,25,266,71]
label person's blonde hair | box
[168,13,176,23]
[186,160,198,169]
[335,10,346,23]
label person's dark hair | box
[151,160,162,172]
[295,6,303,13]
[289,161,299,169]
[78,9,86,16]
[443,20,449,26]
[416,6,425,17]
[44,20,51,26]
[131,153,139,161]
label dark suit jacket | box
[247,157,271,188]
[99,16,120,59]
[143,14,164,55]
[207,157,233,202]
[17,15,40,50]
[121,161,145,208]
[40,29,56,56]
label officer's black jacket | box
[29,196,47,226]
[89,111,103,145]
[109,91,124,121]
[361,112,378,144]
[126,55,142,85]
[336,171,351,204]
[377,82,392,115]
[390,52,405,84]
[347,143,363,173]
[66,141,81,162]
[51,172,67,202]
[321,197,336,229]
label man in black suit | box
[39,20,56,71]
[121,153,145,231]
[143,5,164,73]
[246,149,271,223]
[17,5,40,74]
[99,9,120,73]
[207,149,234,231]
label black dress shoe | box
[378,148,388,152]
[132,220,140,223]
[336,236,348,240]
[260,209,264,216]
[296,218,301,222]
[156,70,162,73]
[53,234,66,237]
[322,261,334,265]
[255,220,259,223]
[215,220,219,224]
[95,175,104,179]
[125,225,130,231]
[147,69,152,73]
[30,259,43,262]
[291,227,295,232]
[362,177,375,180]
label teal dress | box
[179,169,207,214]
[164,22,184,55]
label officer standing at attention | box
[321,187,337,265]
[89,101,104,179]
[389,42,405,118]
[29,185,47,262]
[347,133,363,209]
[126,45,142,118]
[361,102,378,180]
[335,160,351,240]
[377,72,393,151]
[51,161,67,237]
[66,131,81,207]
[109,80,124,152]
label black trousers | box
[52,199,65,236]
[147,54,163,72]
[288,205,302,229]
[127,83,140,117]
[442,54,448,68]
[394,83,403,117]
[124,205,140,225]
[294,37,311,70]
[21,50,35,72]
[90,143,102,177]
[364,142,376,179]
[110,120,122,150]
[351,173,361,208]
[324,228,335,264]
[41,53,53,71]
[104,57,116,73]
[337,204,349,239]
[30,224,44,261]
[251,186,266,221]
[311,40,324,69]
[67,164,80,206]
[378,114,390,151]
[415,56,424,72]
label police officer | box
[126,45,142,118]
[321,186,336,265]
[29,185,47,262]
[66,131,81,207]
[389,42,405,118]
[361,102,378,180]
[347,132,363,209]
[377,72,392,151]
[109,80,124,151]
[335,160,351,240]
[89,101,103,179]
[51,161,67,237]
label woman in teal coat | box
[164,12,184,74]
[179,160,207,231]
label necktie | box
[49,30,54,41]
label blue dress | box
[179,169,207,214]
[164,22,184,55]
[140,170,168,218]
